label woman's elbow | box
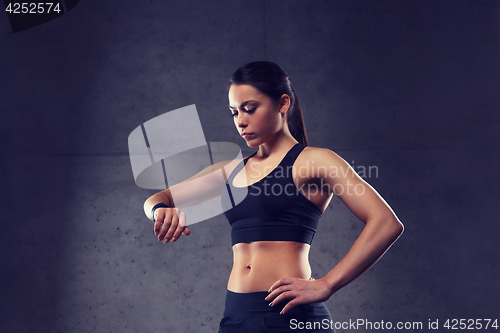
[389,217,404,240]
[372,215,404,241]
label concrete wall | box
[1,1,499,332]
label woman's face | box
[228,84,287,148]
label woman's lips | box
[241,132,253,139]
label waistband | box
[223,290,332,319]
[223,290,282,317]
[222,290,334,332]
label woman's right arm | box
[143,158,241,244]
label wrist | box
[321,273,345,295]
[151,202,170,222]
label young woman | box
[143,61,404,332]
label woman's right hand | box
[154,207,191,244]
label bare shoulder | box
[293,146,357,184]
[297,146,348,168]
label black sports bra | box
[221,143,322,246]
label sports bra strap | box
[280,143,306,167]
[228,143,305,186]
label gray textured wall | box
[1,1,499,332]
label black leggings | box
[218,290,335,333]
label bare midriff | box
[227,241,312,293]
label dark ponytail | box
[229,61,309,146]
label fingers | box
[267,288,302,314]
[280,298,301,315]
[269,279,332,314]
[268,277,294,293]
[180,212,191,235]
[268,289,295,305]
[265,278,316,314]
[154,208,166,236]
[170,209,187,243]
[162,209,179,243]
[155,207,189,244]
[266,285,294,306]
[156,208,171,241]
[266,278,295,305]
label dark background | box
[1,1,499,332]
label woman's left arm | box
[267,148,404,314]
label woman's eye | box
[230,108,256,117]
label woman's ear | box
[279,94,291,114]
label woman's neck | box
[257,131,298,159]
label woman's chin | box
[245,140,260,148]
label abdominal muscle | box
[227,241,312,293]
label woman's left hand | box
[265,277,333,314]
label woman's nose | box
[237,114,247,128]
